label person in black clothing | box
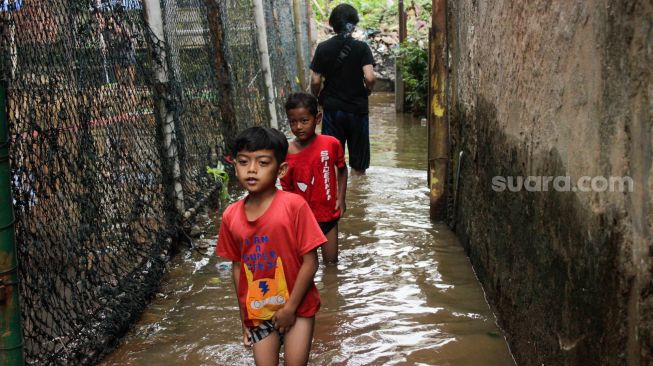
[310,4,376,175]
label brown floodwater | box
[101,93,515,365]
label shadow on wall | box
[451,97,630,365]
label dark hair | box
[232,127,288,164]
[284,92,319,116]
[329,4,359,34]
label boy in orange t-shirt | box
[216,127,326,365]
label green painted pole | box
[0,81,25,365]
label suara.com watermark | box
[491,175,634,193]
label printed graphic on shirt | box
[320,150,331,201]
[241,235,278,273]
[244,256,289,325]
[295,154,327,194]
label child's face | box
[287,107,321,144]
[234,149,287,194]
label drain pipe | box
[252,0,278,128]
[0,81,25,365]
[451,150,463,229]
[428,0,449,221]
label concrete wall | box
[447,1,652,364]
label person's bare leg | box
[350,168,366,176]
[253,331,281,366]
[283,317,315,366]
[321,224,338,264]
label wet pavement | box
[101,93,515,365]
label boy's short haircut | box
[285,92,319,116]
[232,126,289,164]
[329,4,359,34]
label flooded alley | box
[101,93,514,366]
[4,1,649,364]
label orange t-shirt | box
[216,190,325,326]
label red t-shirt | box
[280,135,345,222]
[216,190,326,327]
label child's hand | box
[336,198,347,214]
[242,326,252,347]
[272,306,296,334]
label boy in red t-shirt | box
[280,92,348,264]
[216,127,326,365]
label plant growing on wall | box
[395,40,427,115]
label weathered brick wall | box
[448,1,652,364]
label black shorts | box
[318,218,339,235]
[322,110,370,171]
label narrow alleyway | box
[101,93,514,365]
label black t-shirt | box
[310,35,375,114]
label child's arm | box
[310,71,323,99]
[231,261,252,347]
[363,64,376,95]
[335,165,348,214]
[272,249,319,333]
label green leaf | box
[206,164,230,201]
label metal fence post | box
[305,0,316,60]
[143,0,185,215]
[252,0,278,128]
[0,81,25,366]
[395,0,407,112]
[292,0,307,90]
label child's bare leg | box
[253,331,281,366]
[283,316,315,366]
[321,224,338,264]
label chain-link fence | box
[219,0,267,130]
[264,0,298,126]
[0,0,312,364]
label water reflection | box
[367,93,427,171]
[101,93,514,366]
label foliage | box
[312,0,396,29]
[395,40,428,115]
[312,0,432,31]
[206,162,230,201]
